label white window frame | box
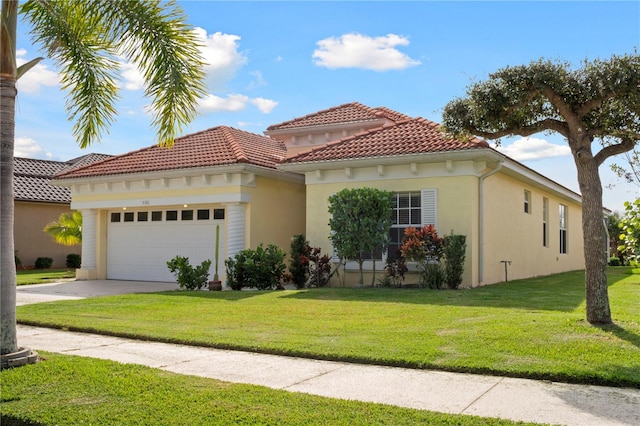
[524,190,531,214]
[542,197,549,248]
[334,189,437,270]
[559,204,568,254]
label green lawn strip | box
[0,352,532,426]
[16,269,640,388]
[16,269,76,285]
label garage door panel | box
[107,213,224,282]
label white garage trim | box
[106,207,225,282]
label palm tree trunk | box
[1,0,18,356]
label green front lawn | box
[16,269,76,285]
[16,268,640,387]
[0,352,531,426]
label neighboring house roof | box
[266,102,412,131]
[284,117,490,163]
[54,126,288,180]
[14,154,112,203]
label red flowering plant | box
[400,225,444,262]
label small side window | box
[138,212,148,222]
[524,190,531,214]
[213,208,225,220]
[197,209,210,220]
[151,211,163,221]
[123,212,134,222]
[110,212,121,222]
[181,210,194,221]
[166,210,178,221]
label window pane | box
[124,212,134,222]
[410,208,421,225]
[410,193,421,207]
[137,212,148,222]
[151,211,162,221]
[213,208,225,220]
[181,210,194,221]
[110,212,121,222]
[166,210,178,221]
[197,209,210,220]
[398,194,410,208]
[398,209,410,225]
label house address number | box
[142,200,150,205]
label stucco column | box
[77,209,97,279]
[225,203,246,259]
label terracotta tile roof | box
[266,102,412,131]
[14,154,112,202]
[285,118,490,163]
[55,126,288,179]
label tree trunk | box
[0,0,18,356]
[574,149,612,324]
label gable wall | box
[14,201,81,269]
[245,175,306,252]
[481,172,584,284]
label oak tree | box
[442,53,640,324]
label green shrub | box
[608,256,621,266]
[225,244,286,290]
[34,257,53,269]
[289,235,310,289]
[66,253,81,268]
[420,261,446,289]
[443,233,466,289]
[166,256,211,290]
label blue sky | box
[13,1,640,212]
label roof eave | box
[51,163,304,187]
[278,149,503,172]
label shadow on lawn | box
[598,323,640,350]
[283,269,632,313]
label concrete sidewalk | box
[14,281,640,426]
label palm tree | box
[1,0,206,367]
[43,210,82,246]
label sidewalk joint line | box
[282,365,346,390]
[459,377,505,414]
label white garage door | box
[107,208,225,282]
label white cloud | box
[247,70,266,89]
[14,137,52,158]
[196,29,248,73]
[15,50,60,94]
[312,33,421,71]
[494,137,572,161]
[250,97,278,113]
[198,94,249,113]
[119,62,145,90]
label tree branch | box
[466,118,569,140]
[540,85,582,132]
[594,137,638,166]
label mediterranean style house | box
[14,154,111,268]
[52,103,585,286]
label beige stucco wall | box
[301,163,585,288]
[14,201,81,269]
[246,175,306,252]
[303,174,479,287]
[481,173,584,284]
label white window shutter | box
[421,188,437,227]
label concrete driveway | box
[16,280,178,305]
